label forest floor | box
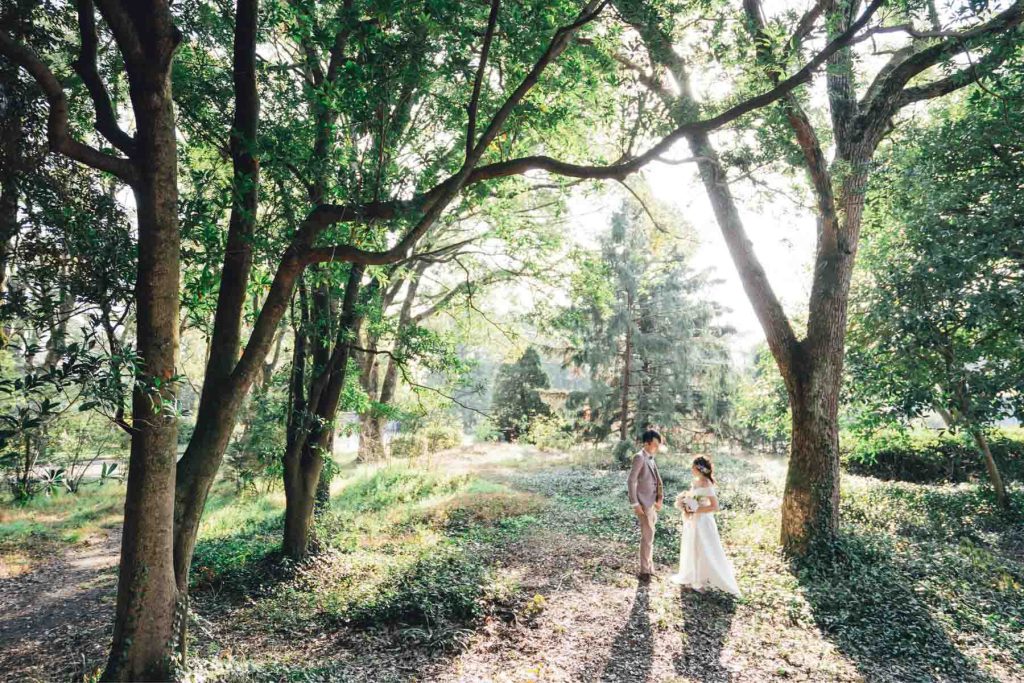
[1,443,1022,682]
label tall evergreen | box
[491,347,551,441]
[561,199,730,444]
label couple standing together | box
[627,429,741,596]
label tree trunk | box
[0,150,17,294]
[969,429,1009,509]
[619,287,634,442]
[356,268,419,462]
[314,425,334,514]
[780,354,841,554]
[103,22,182,680]
[358,413,387,461]
[0,26,25,295]
[283,437,321,558]
[282,265,364,559]
[935,405,1009,509]
[170,0,261,623]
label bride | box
[670,456,741,596]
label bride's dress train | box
[670,485,741,596]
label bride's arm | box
[695,495,720,514]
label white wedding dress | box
[670,485,741,596]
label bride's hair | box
[692,456,715,484]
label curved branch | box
[73,0,136,156]
[858,1,1024,144]
[898,39,1015,105]
[0,31,137,183]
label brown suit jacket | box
[627,450,664,508]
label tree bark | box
[969,429,1008,509]
[171,0,260,607]
[619,287,633,442]
[779,348,841,552]
[356,265,424,462]
[103,6,182,678]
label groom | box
[627,429,665,579]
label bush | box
[390,432,428,459]
[524,415,570,452]
[613,439,634,469]
[472,418,501,443]
[423,425,462,453]
[337,548,485,628]
[841,427,1024,484]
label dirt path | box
[0,529,119,682]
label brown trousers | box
[637,505,658,574]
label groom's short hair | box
[641,429,662,444]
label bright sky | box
[564,150,817,355]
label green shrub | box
[472,418,500,443]
[613,439,634,468]
[841,427,1024,484]
[423,425,462,453]
[524,415,569,452]
[390,432,427,459]
[336,547,485,628]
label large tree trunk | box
[780,353,841,553]
[171,0,260,614]
[103,18,181,680]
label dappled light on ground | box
[0,444,1021,681]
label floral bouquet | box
[674,492,700,513]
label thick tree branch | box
[858,1,1023,144]
[74,0,136,156]
[466,0,502,160]
[0,31,137,183]
[93,0,145,70]
[300,0,881,251]
[898,41,1014,105]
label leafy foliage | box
[841,427,1024,485]
[730,344,790,452]
[390,432,428,459]
[849,48,1024,434]
[523,414,571,452]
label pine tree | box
[491,347,551,441]
[562,199,729,446]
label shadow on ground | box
[673,588,736,682]
[0,530,119,681]
[795,533,996,682]
[600,579,655,682]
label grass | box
[0,481,124,577]
[3,444,1022,681]
[188,462,546,655]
